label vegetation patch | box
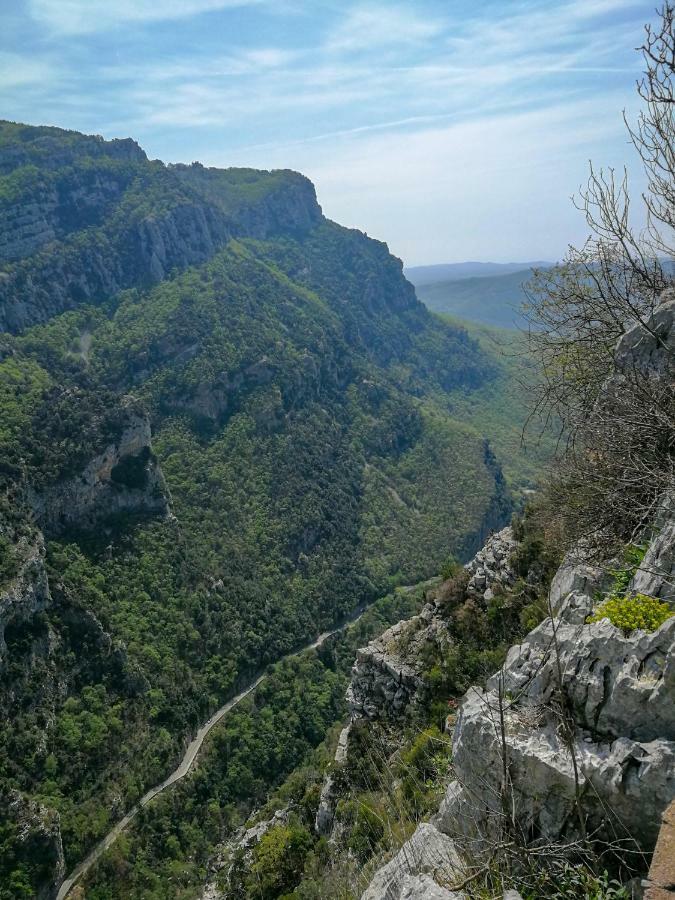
[587,593,673,635]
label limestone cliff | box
[354,504,674,899]
[0,123,322,333]
[437,519,675,855]
[2,790,65,900]
[0,531,50,665]
[26,410,169,536]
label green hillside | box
[410,268,535,329]
[0,122,555,898]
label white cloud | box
[221,94,643,265]
[327,3,444,53]
[0,51,57,90]
[28,0,265,34]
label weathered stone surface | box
[315,722,353,836]
[631,494,675,603]
[493,616,675,743]
[361,823,464,900]
[437,686,675,853]
[437,512,675,858]
[548,553,606,614]
[347,616,433,721]
[643,799,675,899]
[398,874,464,900]
[614,294,675,379]
[315,775,336,836]
[5,789,65,899]
[26,412,169,536]
[202,807,291,898]
[335,723,351,765]
[0,532,51,664]
[465,527,517,600]
[347,548,513,724]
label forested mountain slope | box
[0,122,537,898]
[407,268,536,329]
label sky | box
[0,0,656,265]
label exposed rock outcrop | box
[614,290,675,379]
[361,822,464,900]
[347,610,449,721]
[315,724,352,836]
[0,123,323,333]
[4,789,65,900]
[202,807,291,900]
[437,518,675,859]
[361,506,674,898]
[0,532,51,665]
[26,412,169,536]
[631,494,675,603]
[465,526,517,601]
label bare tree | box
[524,5,675,553]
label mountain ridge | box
[0,121,540,899]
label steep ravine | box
[213,297,674,900]
[0,121,537,899]
[56,602,374,900]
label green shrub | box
[440,554,460,581]
[587,592,673,634]
[607,543,647,595]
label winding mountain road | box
[56,605,369,899]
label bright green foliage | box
[519,863,630,899]
[587,593,673,634]
[246,822,314,898]
[82,589,423,898]
[607,543,647,595]
[342,798,385,863]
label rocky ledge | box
[465,526,518,601]
[347,610,449,722]
[360,500,675,898]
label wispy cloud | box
[4,0,654,263]
[0,51,57,89]
[326,4,445,53]
[28,0,266,35]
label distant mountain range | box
[405,261,553,329]
[405,260,552,286]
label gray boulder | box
[399,874,464,899]
[630,494,675,603]
[361,823,464,900]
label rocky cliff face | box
[355,506,674,899]
[347,529,518,724]
[0,532,50,666]
[26,410,169,536]
[3,789,65,900]
[0,123,322,333]
[346,616,435,722]
[437,520,675,855]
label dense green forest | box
[0,122,549,898]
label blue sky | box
[0,0,655,265]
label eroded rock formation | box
[26,411,169,536]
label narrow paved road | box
[56,605,369,899]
